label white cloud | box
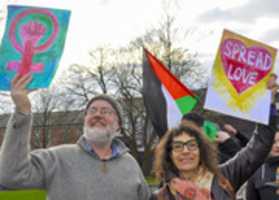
[1,0,279,79]
[198,0,279,24]
[260,28,279,43]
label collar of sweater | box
[77,136,129,160]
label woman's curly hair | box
[153,120,235,199]
[153,120,219,181]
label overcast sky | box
[1,0,279,79]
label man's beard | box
[83,124,118,148]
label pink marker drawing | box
[7,9,59,76]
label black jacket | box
[246,156,279,200]
[152,117,276,200]
[219,129,249,164]
[218,137,243,164]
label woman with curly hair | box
[151,117,276,200]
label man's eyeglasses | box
[87,107,115,116]
[171,139,199,153]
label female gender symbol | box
[7,8,59,76]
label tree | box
[129,0,207,88]
[61,46,117,109]
[0,92,11,114]
[111,59,158,175]
[31,87,79,148]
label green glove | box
[202,120,219,141]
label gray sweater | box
[0,112,151,200]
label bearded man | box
[0,74,150,200]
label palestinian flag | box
[143,48,198,137]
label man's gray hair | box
[85,95,123,128]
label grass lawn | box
[0,189,46,200]
[146,176,160,186]
[0,179,159,199]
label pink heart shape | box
[221,39,272,94]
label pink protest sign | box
[205,29,277,124]
[221,39,273,94]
